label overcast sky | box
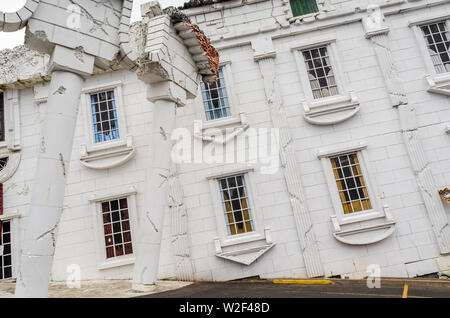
[0,0,186,50]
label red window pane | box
[122,220,130,231]
[105,235,113,247]
[120,209,129,220]
[106,247,114,258]
[102,213,110,224]
[123,231,131,243]
[124,243,133,255]
[104,224,112,235]
[115,245,124,256]
[101,198,133,259]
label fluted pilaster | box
[364,5,450,254]
[256,56,324,277]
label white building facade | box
[0,0,450,285]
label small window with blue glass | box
[200,68,231,121]
[90,90,120,143]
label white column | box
[252,36,324,277]
[132,81,186,290]
[169,162,194,281]
[15,70,84,298]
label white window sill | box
[303,92,360,125]
[202,113,245,130]
[330,206,396,245]
[221,232,265,248]
[195,113,250,144]
[214,228,275,266]
[426,72,450,96]
[80,136,135,170]
[337,209,385,226]
[97,255,135,270]
[289,12,318,23]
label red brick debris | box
[182,21,219,80]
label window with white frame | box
[90,187,137,269]
[292,39,360,125]
[419,21,450,74]
[410,17,450,96]
[318,142,387,227]
[80,82,135,170]
[218,174,254,236]
[200,68,231,121]
[329,152,372,214]
[301,46,339,99]
[100,198,133,259]
[208,169,274,264]
[0,220,12,280]
[90,90,120,143]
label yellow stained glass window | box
[218,175,254,235]
[330,153,372,214]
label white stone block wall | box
[2,0,449,283]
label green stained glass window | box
[290,0,319,17]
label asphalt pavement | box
[138,278,450,298]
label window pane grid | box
[101,198,133,259]
[200,69,231,120]
[330,153,372,214]
[0,220,12,280]
[90,90,120,143]
[218,175,254,235]
[420,22,450,74]
[302,46,339,99]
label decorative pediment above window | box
[214,228,275,266]
[426,74,450,96]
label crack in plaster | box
[160,127,167,140]
[36,220,60,248]
[158,173,169,188]
[146,211,159,233]
[53,86,66,95]
[59,153,66,178]
[69,0,111,36]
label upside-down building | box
[0,0,449,287]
